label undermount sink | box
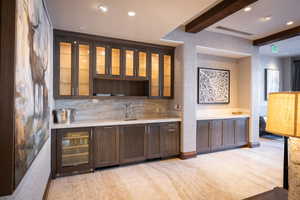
[123,118,138,121]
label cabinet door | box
[94,126,119,168]
[119,124,147,164]
[77,43,91,96]
[150,53,160,97]
[109,47,122,77]
[196,120,210,154]
[137,51,147,79]
[147,124,162,159]
[95,45,108,76]
[210,120,223,151]
[235,118,249,146]
[56,128,93,177]
[124,49,135,78]
[161,123,180,157]
[223,119,235,147]
[56,40,74,97]
[162,55,172,97]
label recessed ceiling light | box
[261,16,272,22]
[98,5,108,12]
[286,21,294,26]
[128,11,136,17]
[244,7,252,12]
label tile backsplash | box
[54,99,180,122]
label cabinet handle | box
[72,88,75,96]
[104,126,113,129]
[168,129,176,132]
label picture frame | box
[197,67,230,104]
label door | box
[235,118,249,146]
[55,39,74,97]
[223,119,235,147]
[196,120,210,154]
[56,128,93,177]
[55,38,91,98]
[119,124,147,164]
[94,126,119,168]
[161,123,180,157]
[147,123,162,159]
[210,120,223,151]
[162,54,172,98]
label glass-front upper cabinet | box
[95,46,106,76]
[163,55,172,97]
[111,47,121,76]
[138,51,147,79]
[125,49,135,77]
[55,38,91,98]
[150,53,160,97]
[78,44,90,96]
[58,41,72,96]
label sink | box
[123,118,138,121]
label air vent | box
[216,26,253,36]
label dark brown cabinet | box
[119,124,147,164]
[196,118,249,154]
[147,123,162,159]
[161,123,180,157]
[52,122,180,177]
[55,128,93,177]
[54,38,92,98]
[54,30,174,99]
[196,120,210,154]
[94,126,119,168]
[235,119,249,146]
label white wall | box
[197,54,242,113]
[164,28,258,152]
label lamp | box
[266,92,300,200]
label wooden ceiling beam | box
[185,0,259,33]
[253,26,300,46]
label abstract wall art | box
[14,0,51,186]
[197,67,230,104]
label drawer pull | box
[168,129,176,132]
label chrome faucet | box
[124,103,136,121]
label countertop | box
[197,114,250,120]
[51,117,182,129]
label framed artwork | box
[265,69,280,100]
[197,67,230,104]
[14,0,51,186]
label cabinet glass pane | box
[96,46,106,75]
[138,52,147,77]
[78,44,90,96]
[59,42,72,96]
[111,48,120,75]
[163,55,171,97]
[151,53,159,96]
[125,50,134,76]
[62,131,89,167]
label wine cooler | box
[55,128,93,177]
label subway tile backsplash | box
[55,99,180,122]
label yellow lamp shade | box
[266,92,300,138]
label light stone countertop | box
[51,117,182,129]
[197,114,250,121]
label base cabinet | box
[94,126,119,168]
[119,124,147,164]
[161,123,180,157]
[52,122,180,178]
[196,118,249,154]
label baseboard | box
[248,142,261,148]
[42,174,52,200]
[180,151,197,160]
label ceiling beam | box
[185,0,259,33]
[253,26,300,46]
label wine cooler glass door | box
[61,131,90,167]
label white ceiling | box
[207,0,300,40]
[259,36,300,57]
[45,0,220,46]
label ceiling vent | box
[216,26,254,36]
